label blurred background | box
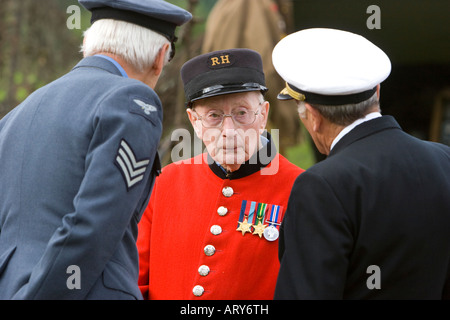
[1,0,449,169]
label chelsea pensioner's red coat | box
[137,144,303,300]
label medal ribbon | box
[237,200,247,228]
[237,200,257,227]
[247,201,256,224]
[265,204,283,229]
[255,202,267,225]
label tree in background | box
[155,0,313,166]
[201,0,301,155]
[0,0,81,119]
[0,0,314,167]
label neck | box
[317,122,345,156]
[332,111,382,152]
[95,52,158,88]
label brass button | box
[210,225,222,235]
[204,245,216,256]
[193,285,204,297]
[198,265,210,277]
[222,186,234,197]
[217,206,228,216]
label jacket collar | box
[72,56,124,77]
[329,115,402,157]
[208,131,277,180]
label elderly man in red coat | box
[137,48,304,299]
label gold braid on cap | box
[283,82,306,101]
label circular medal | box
[263,226,279,241]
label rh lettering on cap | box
[208,53,234,68]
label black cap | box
[181,48,268,107]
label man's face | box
[187,91,269,171]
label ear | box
[259,100,270,130]
[186,108,202,139]
[376,84,381,99]
[153,43,170,77]
[82,37,87,57]
[305,103,322,132]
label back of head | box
[82,19,171,72]
[297,93,380,126]
[79,0,193,72]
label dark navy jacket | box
[0,56,162,299]
[275,116,450,299]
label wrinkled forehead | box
[192,91,261,112]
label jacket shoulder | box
[159,154,207,175]
[278,154,305,173]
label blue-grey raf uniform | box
[0,0,191,299]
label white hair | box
[82,19,171,72]
[296,100,307,119]
[296,92,380,125]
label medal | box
[253,223,267,237]
[263,204,283,241]
[263,225,279,241]
[236,200,256,236]
[237,200,283,240]
[252,202,268,238]
[236,218,252,236]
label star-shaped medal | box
[252,223,267,238]
[236,218,252,236]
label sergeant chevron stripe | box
[115,139,150,190]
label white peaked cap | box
[272,28,391,105]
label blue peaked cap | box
[79,0,192,42]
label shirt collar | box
[330,112,382,151]
[94,54,128,78]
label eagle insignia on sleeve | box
[133,99,157,115]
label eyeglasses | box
[194,105,262,128]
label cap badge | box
[208,53,235,69]
[284,83,306,101]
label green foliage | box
[0,90,6,103]
[0,0,81,118]
[286,138,316,170]
[15,87,29,102]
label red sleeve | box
[137,183,157,300]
